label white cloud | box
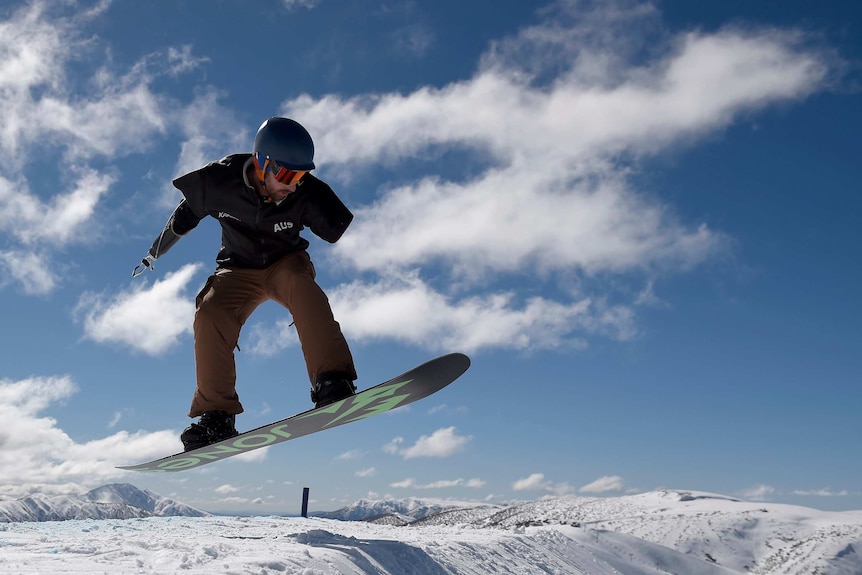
[356,467,376,478]
[332,275,636,352]
[285,10,824,280]
[580,475,625,494]
[0,249,57,295]
[249,272,636,354]
[270,1,829,354]
[218,496,253,505]
[424,478,486,489]
[513,473,548,492]
[385,427,472,459]
[2,0,831,365]
[425,479,461,489]
[0,3,237,294]
[171,89,249,203]
[793,488,850,497]
[335,174,723,279]
[0,169,114,293]
[338,450,364,461]
[0,375,179,495]
[233,447,270,463]
[215,484,241,495]
[0,2,172,166]
[390,24,435,58]
[383,437,404,455]
[740,484,776,500]
[74,263,203,355]
[512,473,575,496]
[165,45,210,77]
[390,477,485,489]
[246,320,300,355]
[281,0,321,11]
[108,411,123,429]
[0,169,114,245]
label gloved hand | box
[132,254,156,277]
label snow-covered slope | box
[317,489,862,574]
[0,515,738,574]
[0,489,859,574]
[0,483,207,522]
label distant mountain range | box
[0,483,208,522]
[314,496,496,525]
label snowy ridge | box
[0,483,207,523]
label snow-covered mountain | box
[0,483,208,522]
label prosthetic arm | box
[132,200,202,277]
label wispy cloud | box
[356,467,376,478]
[0,249,57,295]
[0,2,172,167]
[0,169,114,293]
[740,484,776,500]
[337,450,365,461]
[0,2,241,293]
[281,0,321,11]
[108,411,123,429]
[580,475,625,494]
[390,24,435,58]
[390,477,485,489]
[0,169,114,246]
[793,488,851,497]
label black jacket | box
[149,154,353,269]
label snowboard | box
[118,353,470,472]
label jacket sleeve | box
[171,169,207,219]
[300,175,354,243]
[147,200,203,259]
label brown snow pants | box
[189,250,356,417]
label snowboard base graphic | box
[118,353,470,472]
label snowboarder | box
[134,117,358,451]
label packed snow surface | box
[1,489,860,574]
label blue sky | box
[0,0,859,514]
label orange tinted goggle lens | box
[254,153,306,185]
[272,164,306,185]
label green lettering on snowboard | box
[303,379,414,428]
[154,423,293,471]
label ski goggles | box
[253,152,307,186]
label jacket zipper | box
[255,198,268,267]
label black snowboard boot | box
[181,410,239,451]
[311,374,357,409]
